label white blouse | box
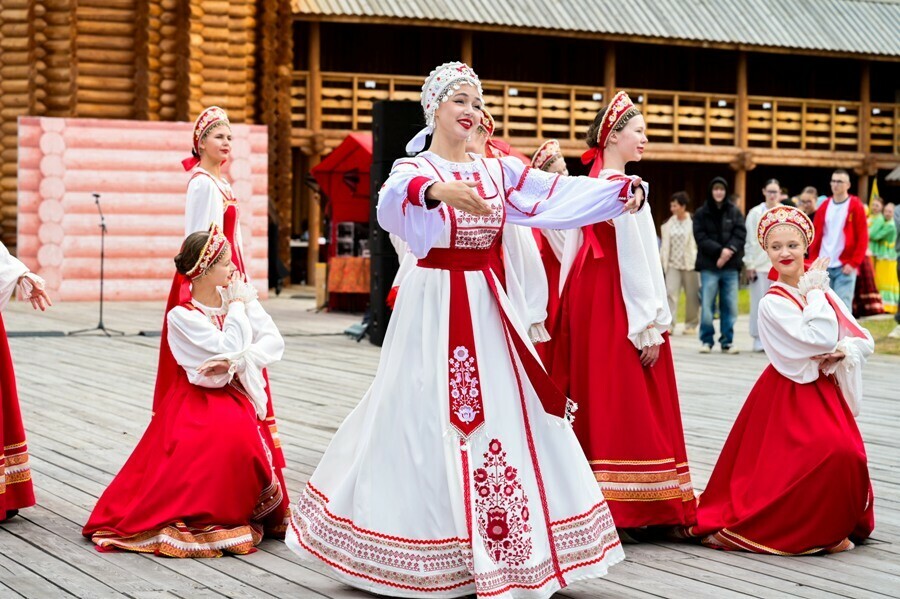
[377,152,638,260]
[167,294,285,419]
[758,282,874,415]
[185,168,245,257]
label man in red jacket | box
[807,169,868,309]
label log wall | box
[17,116,269,301]
[0,0,291,277]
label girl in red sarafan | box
[84,226,287,556]
[550,91,697,534]
[677,205,875,554]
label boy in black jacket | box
[693,177,746,353]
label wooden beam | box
[307,20,322,286]
[604,42,615,99]
[734,168,747,214]
[736,51,748,149]
[291,15,900,63]
[461,31,473,66]
[859,61,871,154]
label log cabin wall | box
[0,0,294,277]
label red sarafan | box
[678,280,875,555]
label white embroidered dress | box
[286,152,636,599]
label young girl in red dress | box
[84,226,287,556]
[551,92,697,533]
[678,205,875,554]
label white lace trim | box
[419,151,482,173]
[635,327,665,349]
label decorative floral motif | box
[474,439,533,566]
[757,205,814,249]
[449,346,482,426]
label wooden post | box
[734,168,747,214]
[308,21,323,286]
[604,42,616,98]
[858,173,869,202]
[736,51,748,149]
[461,31,473,66]
[859,61,871,154]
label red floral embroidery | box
[474,439,533,566]
[449,346,482,428]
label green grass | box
[861,316,900,356]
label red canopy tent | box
[311,132,373,255]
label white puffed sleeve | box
[0,242,29,311]
[501,224,550,342]
[612,203,671,349]
[757,289,839,383]
[377,159,447,259]
[167,299,283,419]
[167,302,252,387]
[500,157,637,229]
[818,289,874,416]
[185,174,224,235]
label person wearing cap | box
[550,92,696,536]
[676,206,875,555]
[285,61,645,597]
[84,227,288,556]
[693,177,746,353]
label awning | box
[311,132,372,223]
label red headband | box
[581,91,638,177]
[757,205,815,249]
[182,106,230,171]
[532,139,563,171]
[185,223,229,280]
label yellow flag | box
[869,178,880,205]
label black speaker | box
[369,100,426,346]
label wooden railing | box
[292,71,900,155]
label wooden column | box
[604,42,616,98]
[307,20,323,285]
[734,52,749,213]
[858,61,871,200]
[461,31,473,66]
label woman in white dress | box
[285,62,644,599]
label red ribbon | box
[182,156,201,172]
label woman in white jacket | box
[659,191,699,334]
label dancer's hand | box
[811,350,844,370]
[426,181,492,216]
[18,273,51,311]
[197,359,231,377]
[223,273,258,305]
[799,257,830,296]
[639,343,660,367]
[624,178,644,213]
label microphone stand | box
[70,193,124,337]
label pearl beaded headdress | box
[757,205,815,249]
[405,61,484,154]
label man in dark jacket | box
[693,177,746,353]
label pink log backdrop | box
[17,117,269,301]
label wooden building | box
[289,0,900,281]
[1,0,898,285]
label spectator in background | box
[807,169,869,311]
[743,179,782,351]
[798,186,818,221]
[870,200,898,314]
[890,203,900,338]
[694,177,746,354]
[660,191,699,334]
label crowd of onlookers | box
[659,169,900,353]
